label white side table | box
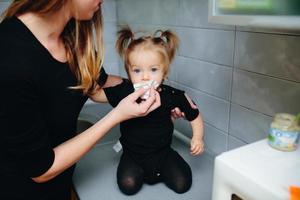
[212,139,300,200]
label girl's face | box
[71,0,102,20]
[128,50,166,85]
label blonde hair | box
[2,0,104,95]
[116,26,179,78]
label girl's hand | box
[190,137,205,156]
[114,87,161,122]
[171,107,185,121]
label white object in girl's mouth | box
[133,80,159,99]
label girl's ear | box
[163,66,169,80]
[163,73,168,80]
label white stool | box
[212,139,300,200]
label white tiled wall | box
[0,1,10,14]
[116,0,300,156]
[176,57,232,100]
[101,0,119,75]
[235,32,300,82]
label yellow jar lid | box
[271,113,300,132]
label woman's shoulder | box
[0,18,14,47]
[0,16,39,50]
[0,16,21,39]
[0,17,45,71]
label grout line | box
[227,26,237,151]
[177,55,234,69]
[170,80,230,103]
[228,134,250,145]
[230,102,273,118]
[116,22,233,31]
[237,29,300,37]
[178,82,231,102]
[235,68,300,84]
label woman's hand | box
[190,136,205,156]
[114,87,161,122]
[171,94,197,121]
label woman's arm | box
[189,113,205,156]
[103,74,123,88]
[90,74,123,102]
[89,85,108,103]
[32,87,160,183]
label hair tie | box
[153,30,167,43]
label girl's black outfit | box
[0,16,107,200]
[104,79,199,195]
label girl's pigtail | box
[115,26,134,58]
[160,30,179,62]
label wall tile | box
[174,120,228,156]
[103,22,117,43]
[118,59,128,78]
[204,123,227,156]
[174,119,227,156]
[235,31,300,82]
[227,135,247,151]
[117,24,171,32]
[176,28,235,66]
[117,0,179,26]
[104,42,119,63]
[175,56,232,99]
[229,103,272,143]
[167,57,178,82]
[0,2,10,14]
[102,0,117,22]
[236,26,300,36]
[232,69,300,116]
[173,82,230,132]
[178,0,234,30]
[174,118,193,138]
[103,62,119,76]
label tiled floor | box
[73,138,214,200]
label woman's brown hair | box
[2,0,104,95]
[116,26,179,77]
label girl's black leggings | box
[116,148,192,195]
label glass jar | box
[268,113,300,151]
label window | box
[208,0,300,30]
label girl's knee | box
[167,174,192,194]
[172,179,192,194]
[117,176,142,195]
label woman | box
[0,1,160,199]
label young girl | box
[94,27,205,195]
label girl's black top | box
[0,16,107,200]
